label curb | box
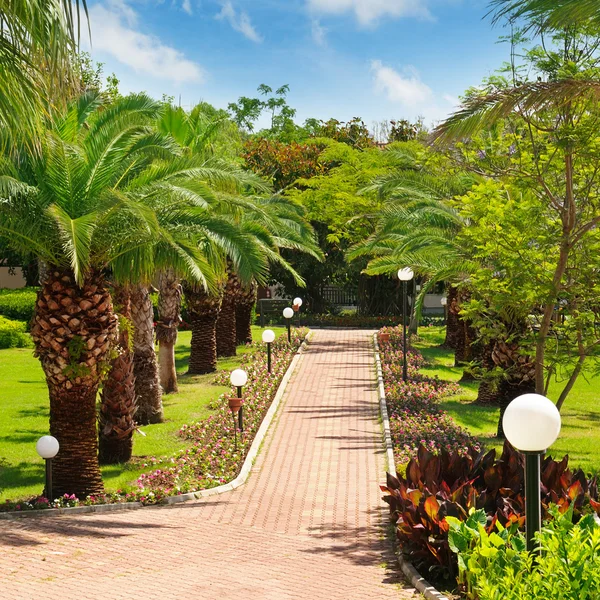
[165,330,312,504]
[0,332,311,521]
[373,333,449,600]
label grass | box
[0,325,286,501]
[414,327,600,475]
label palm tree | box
[0,0,88,134]
[236,281,257,345]
[0,91,217,494]
[155,103,267,388]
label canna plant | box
[381,442,600,580]
[0,91,219,493]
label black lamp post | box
[397,267,414,382]
[503,393,561,553]
[262,329,275,373]
[229,369,248,432]
[283,307,294,343]
[36,435,59,500]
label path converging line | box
[0,329,416,600]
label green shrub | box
[0,287,38,322]
[448,506,600,600]
[0,316,31,349]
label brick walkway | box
[0,329,417,599]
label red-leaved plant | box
[381,443,600,581]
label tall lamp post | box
[397,267,414,382]
[293,297,303,326]
[229,368,248,432]
[36,435,59,500]
[503,393,561,553]
[262,329,275,373]
[440,296,447,324]
[283,307,294,343]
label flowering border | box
[373,333,450,600]
[0,331,311,519]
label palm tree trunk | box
[183,282,223,374]
[492,337,536,438]
[31,268,118,498]
[98,286,136,464]
[475,341,500,405]
[443,285,461,349]
[156,269,182,394]
[130,284,163,425]
[216,268,241,358]
[235,281,257,345]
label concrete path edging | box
[373,333,450,600]
[0,332,312,521]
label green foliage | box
[0,288,38,321]
[317,117,374,149]
[0,316,31,349]
[449,506,600,600]
[382,440,600,580]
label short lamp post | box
[503,393,561,553]
[293,297,303,326]
[262,329,275,373]
[283,307,294,343]
[36,435,59,500]
[440,296,447,324]
[229,369,248,434]
[397,267,414,382]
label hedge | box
[0,288,38,322]
[0,316,31,349]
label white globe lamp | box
[397,267,414,282]
[262,329,276,373]
[36,435,59,459]
[503,393,561,554]
[36,435,59,501]
[230,369,248,388]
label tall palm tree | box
[0,91,217,494]
[155,103,268,389]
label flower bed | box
[139,329,307,494]
[0,328,308,513]
[378,325,477,465]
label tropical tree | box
[154,102,269,389]
[0,91,218,494]
[432,21,600,407]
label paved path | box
[0,329,417,600]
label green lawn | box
[414,327,600,475]
[0,325,285,501]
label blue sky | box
[82,0,512,130]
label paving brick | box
[0,329,416,599]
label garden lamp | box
[503,393,561,553]
[283,307,294,343]
[229,368,248,432]
[440,296,447,324]
[262,329,276,373]
[293,297,303,311]
[397,267,414,381]
[36,435,59,501]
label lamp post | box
[293,297,303,326]
[229,368,248,433]
[262,329,275,373]
[440,296,447,324]
[283,307,294,343]
[503,393,561,553]
[36,435,59,500]
[397,268,414,382]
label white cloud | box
[311,19,327,45]
[371,60,432,106]
[182,0,193,15]
[84,2,204,84]
[307,0,431,26]
[216,1,263,43]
